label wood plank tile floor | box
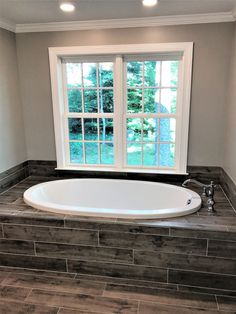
[0,267,235,313]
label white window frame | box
[49,43,193,174]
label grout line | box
[206,239,209,256]
[137,300,140,314]
[97,230,100,247]
[65,259,69,272]
[33,241,37,256]
[24,287,33,301]
[1,224,4,238]
[102,282,107,296]
[215,295,220,310]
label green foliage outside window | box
[66,60,178,167]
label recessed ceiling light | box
[60,2,75,12]
[142,0,158,7]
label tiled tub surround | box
[0,162,28,194]
[0,177,235,310]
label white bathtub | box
[23,179,201,219]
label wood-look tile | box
[3,224,98,246]
[0,169,27,194]
[68,260,167,282]
[183,216,236,227]
[208,239,236,259]
[0,211,65,227]
[0,285,30,301]
[35,242,133,263]
[0,224,3,237]
[169,269,236,291]
[76,274,177,290]
[103,283,217,310]
[0,239,34,255]
[0,162,27,181]
[221,169,236,210]
[198,207,236,217]
[0,266,75,279]
[99,231,207,255]
[12,197,28,206]
[138,301,234,314]
[134,250,236,275]
[178,285,236,297]
[65,219,169,235]
[0,270,10,283]
[0,253,67,272]
[0,300,58,314]
[58,308,103,314]
[2,273,105,296]
[217,295,236,311]
[26,289,138,314]
[170,227,236,241]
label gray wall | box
[0,28,26,173]
[224,23,236,184]
[16,23,234,166]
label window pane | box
[99,63,113,87]
[66,63,82,87]
[144,89,160,113]
[161,61,179,87]
[68,118,82,140]
[100,143,114,164]
[99,89,114,113]
[143,143,158,166]
[160,88,177,114]
[143,118,158,142]
[127,143,142,166]
[84,118,98,141]
[99,118,113,141]
[160,118,176,142]
[83,63,97,87]
[127,61,143,86]
[144,61,160,87]
[127,88,142,113]
[85,142,99,164]
[84,90,98,113]
[70,142,83,164]
[159,144,175,167]
[127,118,142,142]
[68,89,82,113]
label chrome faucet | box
[182,179,216,212]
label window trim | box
[49,42,193,174]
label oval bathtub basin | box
[24,179,201,219]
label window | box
[49,43,193,174]
[65,60,115,165]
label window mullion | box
[114,55,124,170]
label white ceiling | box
[0,0,235,24]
